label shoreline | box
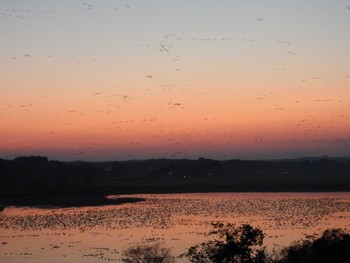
[1,195,145,209]
[2,188,350,209]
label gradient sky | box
[1,0,350,161]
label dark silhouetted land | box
[1,156,350,207]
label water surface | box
[1,192,350,262]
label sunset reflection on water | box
[1,193,350,262]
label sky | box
[1,0,350,161]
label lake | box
[1,192,350,262]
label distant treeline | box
[1,156,350,198]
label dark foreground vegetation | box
[122,223,350,263]
[1,155,350,207]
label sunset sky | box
[1,0,350,161]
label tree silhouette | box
[122,243,175,263]
[276,228,350,263]
[184,223,267,263]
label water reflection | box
[1,193,350,262]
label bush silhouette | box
[276,228,350,263]
[183,223,267,263]
[122,242,175,263]
[121,226,350,263]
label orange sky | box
[1,1,350,160]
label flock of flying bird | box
[0,1,349,160]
